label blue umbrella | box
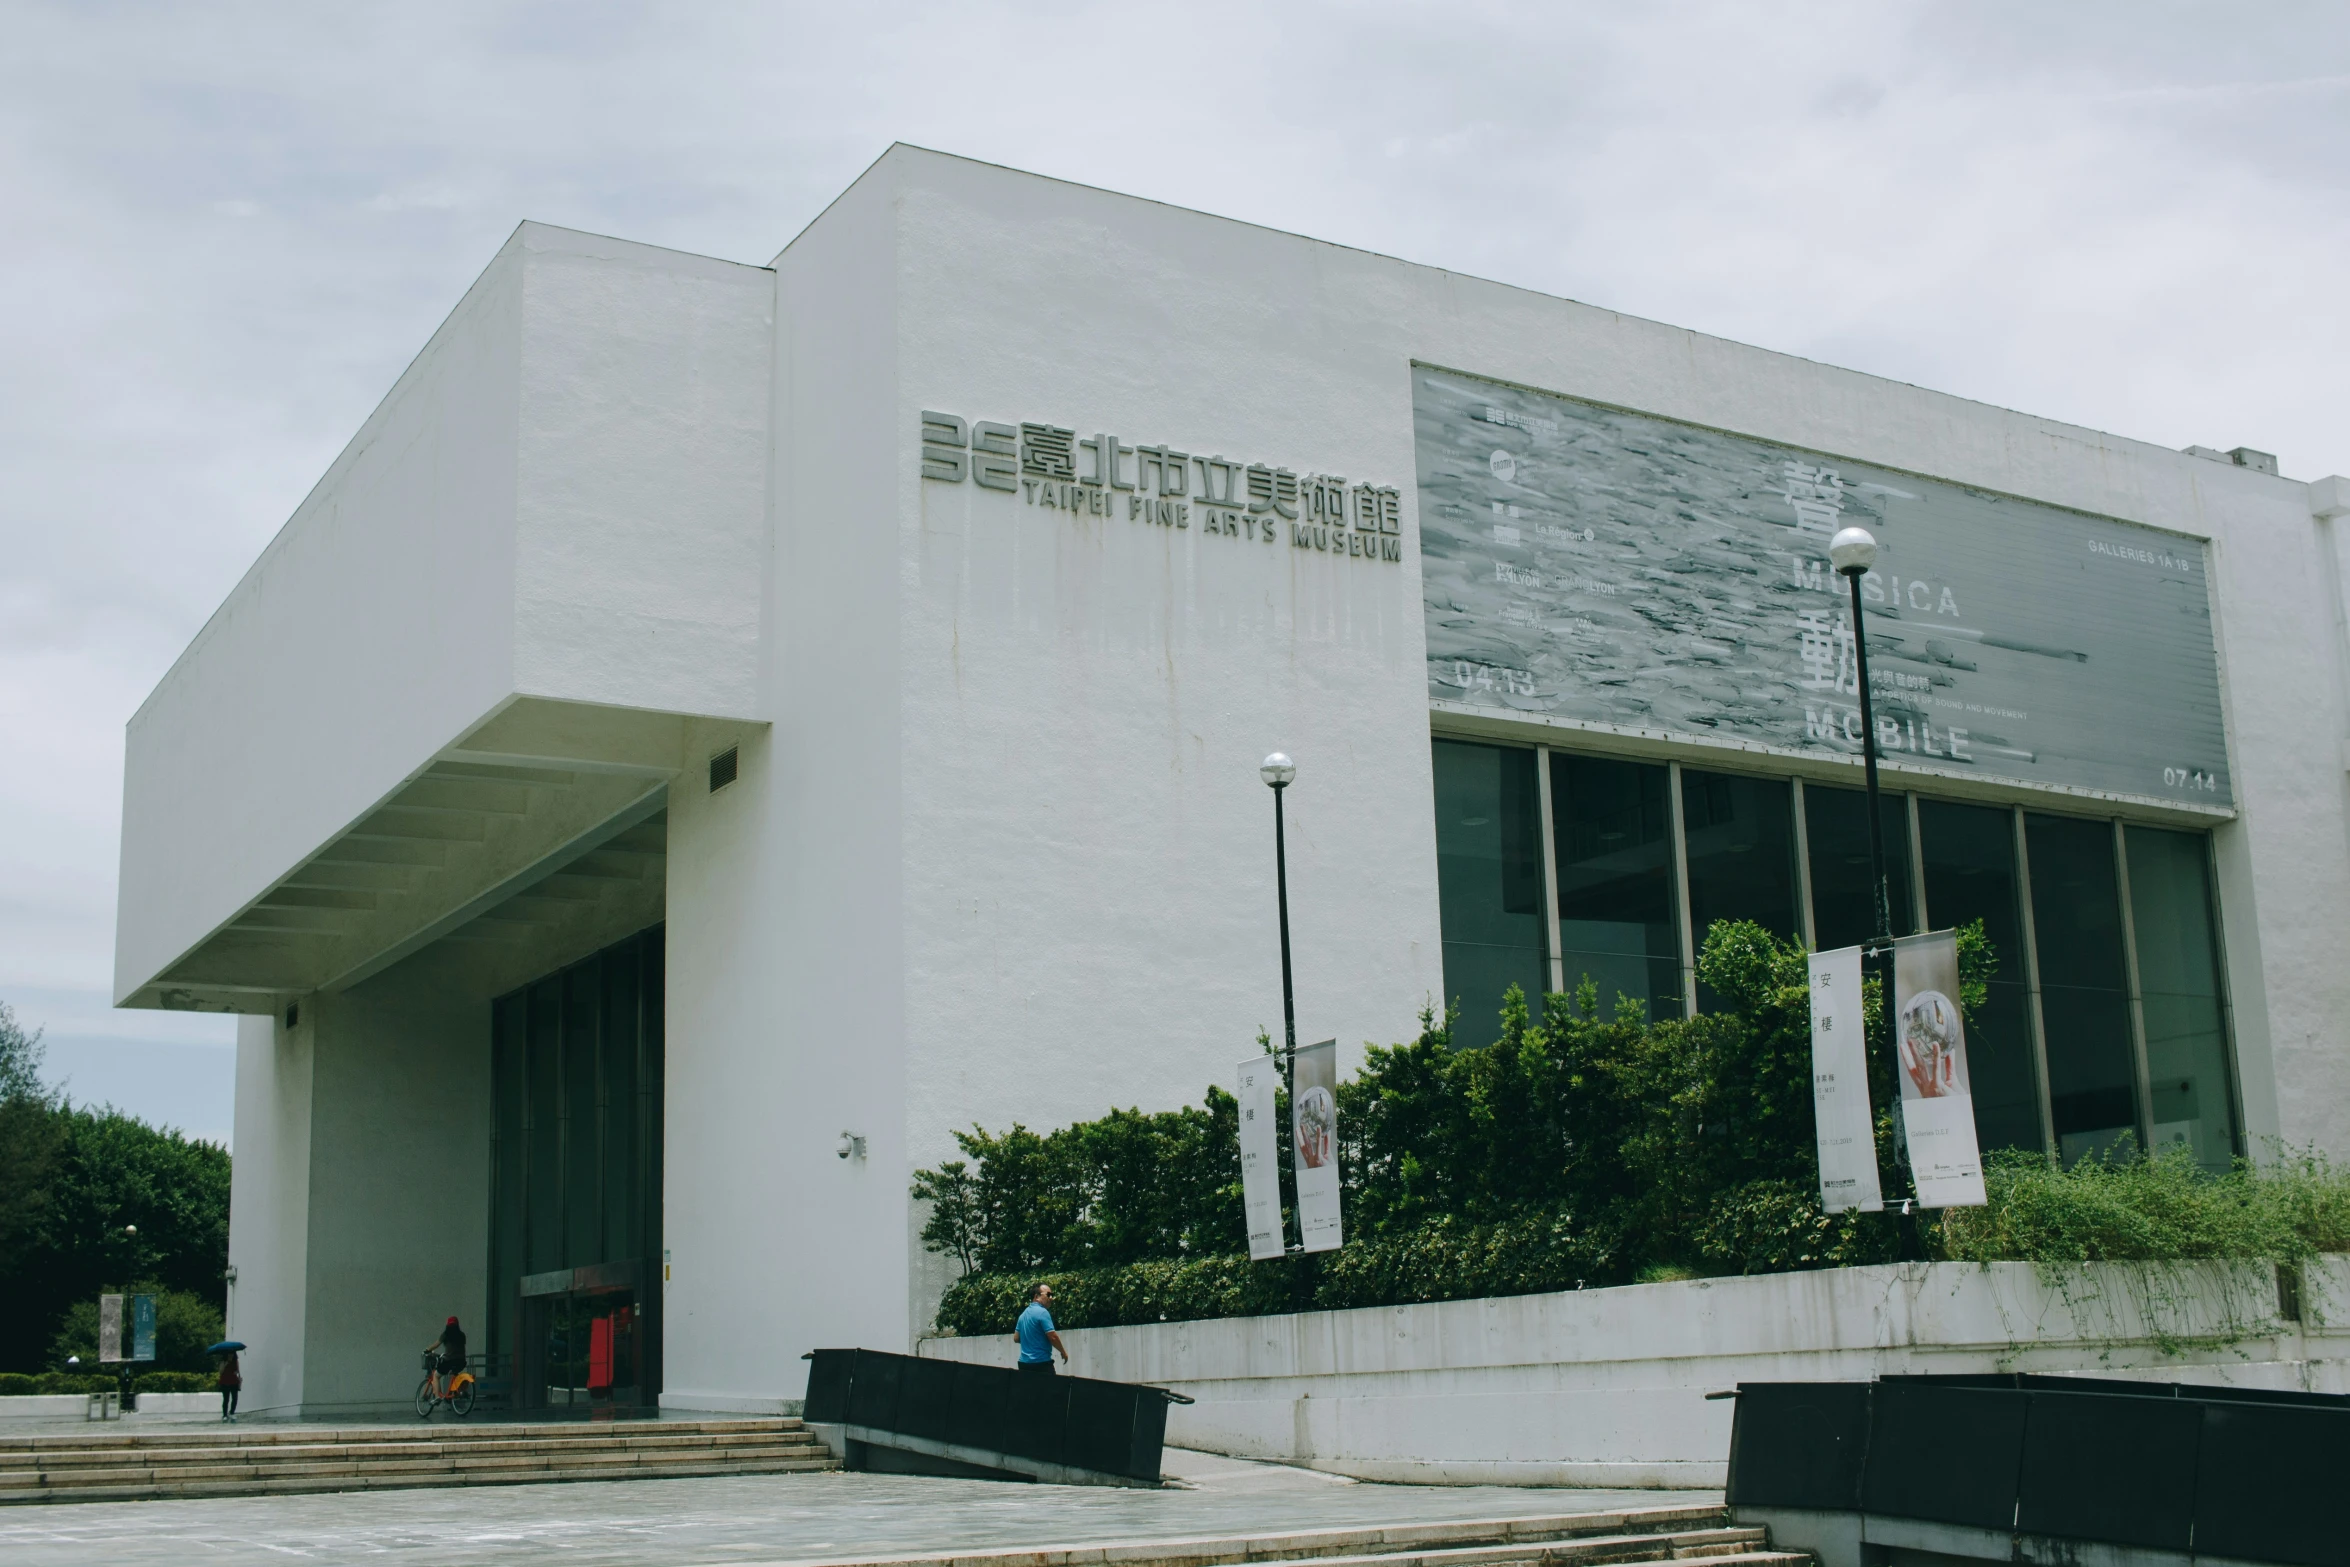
[205,1341,246,1354]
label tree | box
[0,1000,45,1101]
[0,1002,61,1280]
[0,1027,232,1375]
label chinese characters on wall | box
[919,411,1405,565]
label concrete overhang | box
[119,698,744,1014]
[114,219,775,1014]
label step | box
[0,1435,818,1480]
[0,1442,825,1489]
[7,1428,826,1469]
[0,1416,801,1453]
[771,1509,1744,1567]
[0,1453,842,1505]
[2,1442,816,1491]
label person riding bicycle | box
[426,1316,467,1397]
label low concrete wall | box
[917,1258,2350,1488]
[0,1392,224,1422]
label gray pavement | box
[0,1447,1712,1567]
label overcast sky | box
[3,2,2344,1146]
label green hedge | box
[0,1370,217,1396]
[935,1205,1620,1334]
[936,1150,2350,1336]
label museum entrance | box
[486,926,664,1412]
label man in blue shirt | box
[1015,1283,1067,1374]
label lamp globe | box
[1260,752,1296,788]
[1829,525,1878,577]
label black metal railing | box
[803,1347,1189,1484]
[1726,1372,2349,1567]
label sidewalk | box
[0,1445,1709,1567]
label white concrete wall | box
[224,1013,312,1417]
[922,1258,2350,1488]
[293,978,490,1414]
[116,224,772,1012]
[659,168,910,1411]
[859,147,2350,1353]
[888,152,1445,1171]
[511,228,773,718]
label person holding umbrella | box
[208,1340,245,1422]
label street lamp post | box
[1830,526,1919,1231]
[1829,527,1892,952]
[1261,752,1298,1087]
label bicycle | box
[415,1350,477,1419]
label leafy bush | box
[1939,1145,2350,1266]
[933,1204,1616,1334]
[917,918,2347,1334]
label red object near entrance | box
[588,1315,613,1393]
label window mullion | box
[1669,762,1696,1016]
[2012,806,2058,1159]
[1791,777,1817,951]
[2112,818,2158,1154]
[1906,792,1928,934]
[1535,746,1565,996]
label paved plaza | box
[0,1445,1703,1567]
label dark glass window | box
[2025,814,2139,1165]
[1432,740,1548,1048]
[1681,770,1797,1010]
[2126,827,2236,1171]
[488,993,527,1359]
[563,965,601,1266]
[525,981,563,1274]
[1917,800,2041,1155]
[1550,753,1682,1020]
[601,957,641,1262]
[489,926,664,1392]
[1804,784,1916,951]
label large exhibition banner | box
[1894,931,1988,1209]
[1413,369,2232,808]
[1808,945,1883,1215]
[1235,1055,1285,1261]
[1290,1040,1344,1254]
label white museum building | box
[114,146,2350,1418]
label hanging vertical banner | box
[1291,1039,1344,1253]
[130,1294,157,1362]
[98,1294,124,1363]
[1808,944,1883,1214]
[1895,930,1989,1208]
[1235,1055,1285,1261]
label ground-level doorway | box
[487,926,664,1412]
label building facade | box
[116,147,2350,1415]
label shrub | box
[1936,1145,2350,1268]
[916,917,2344,1334]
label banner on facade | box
[1894,930,1988,1208]
[98,1293,123,1363]
[1235,1054,1285,1261]
[1808,944,1883,1214]
[1291,1039,1344,1253]
[1413,369,2230,810]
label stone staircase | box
[786,1504,1806,1567]
[0,1415,838,1504]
